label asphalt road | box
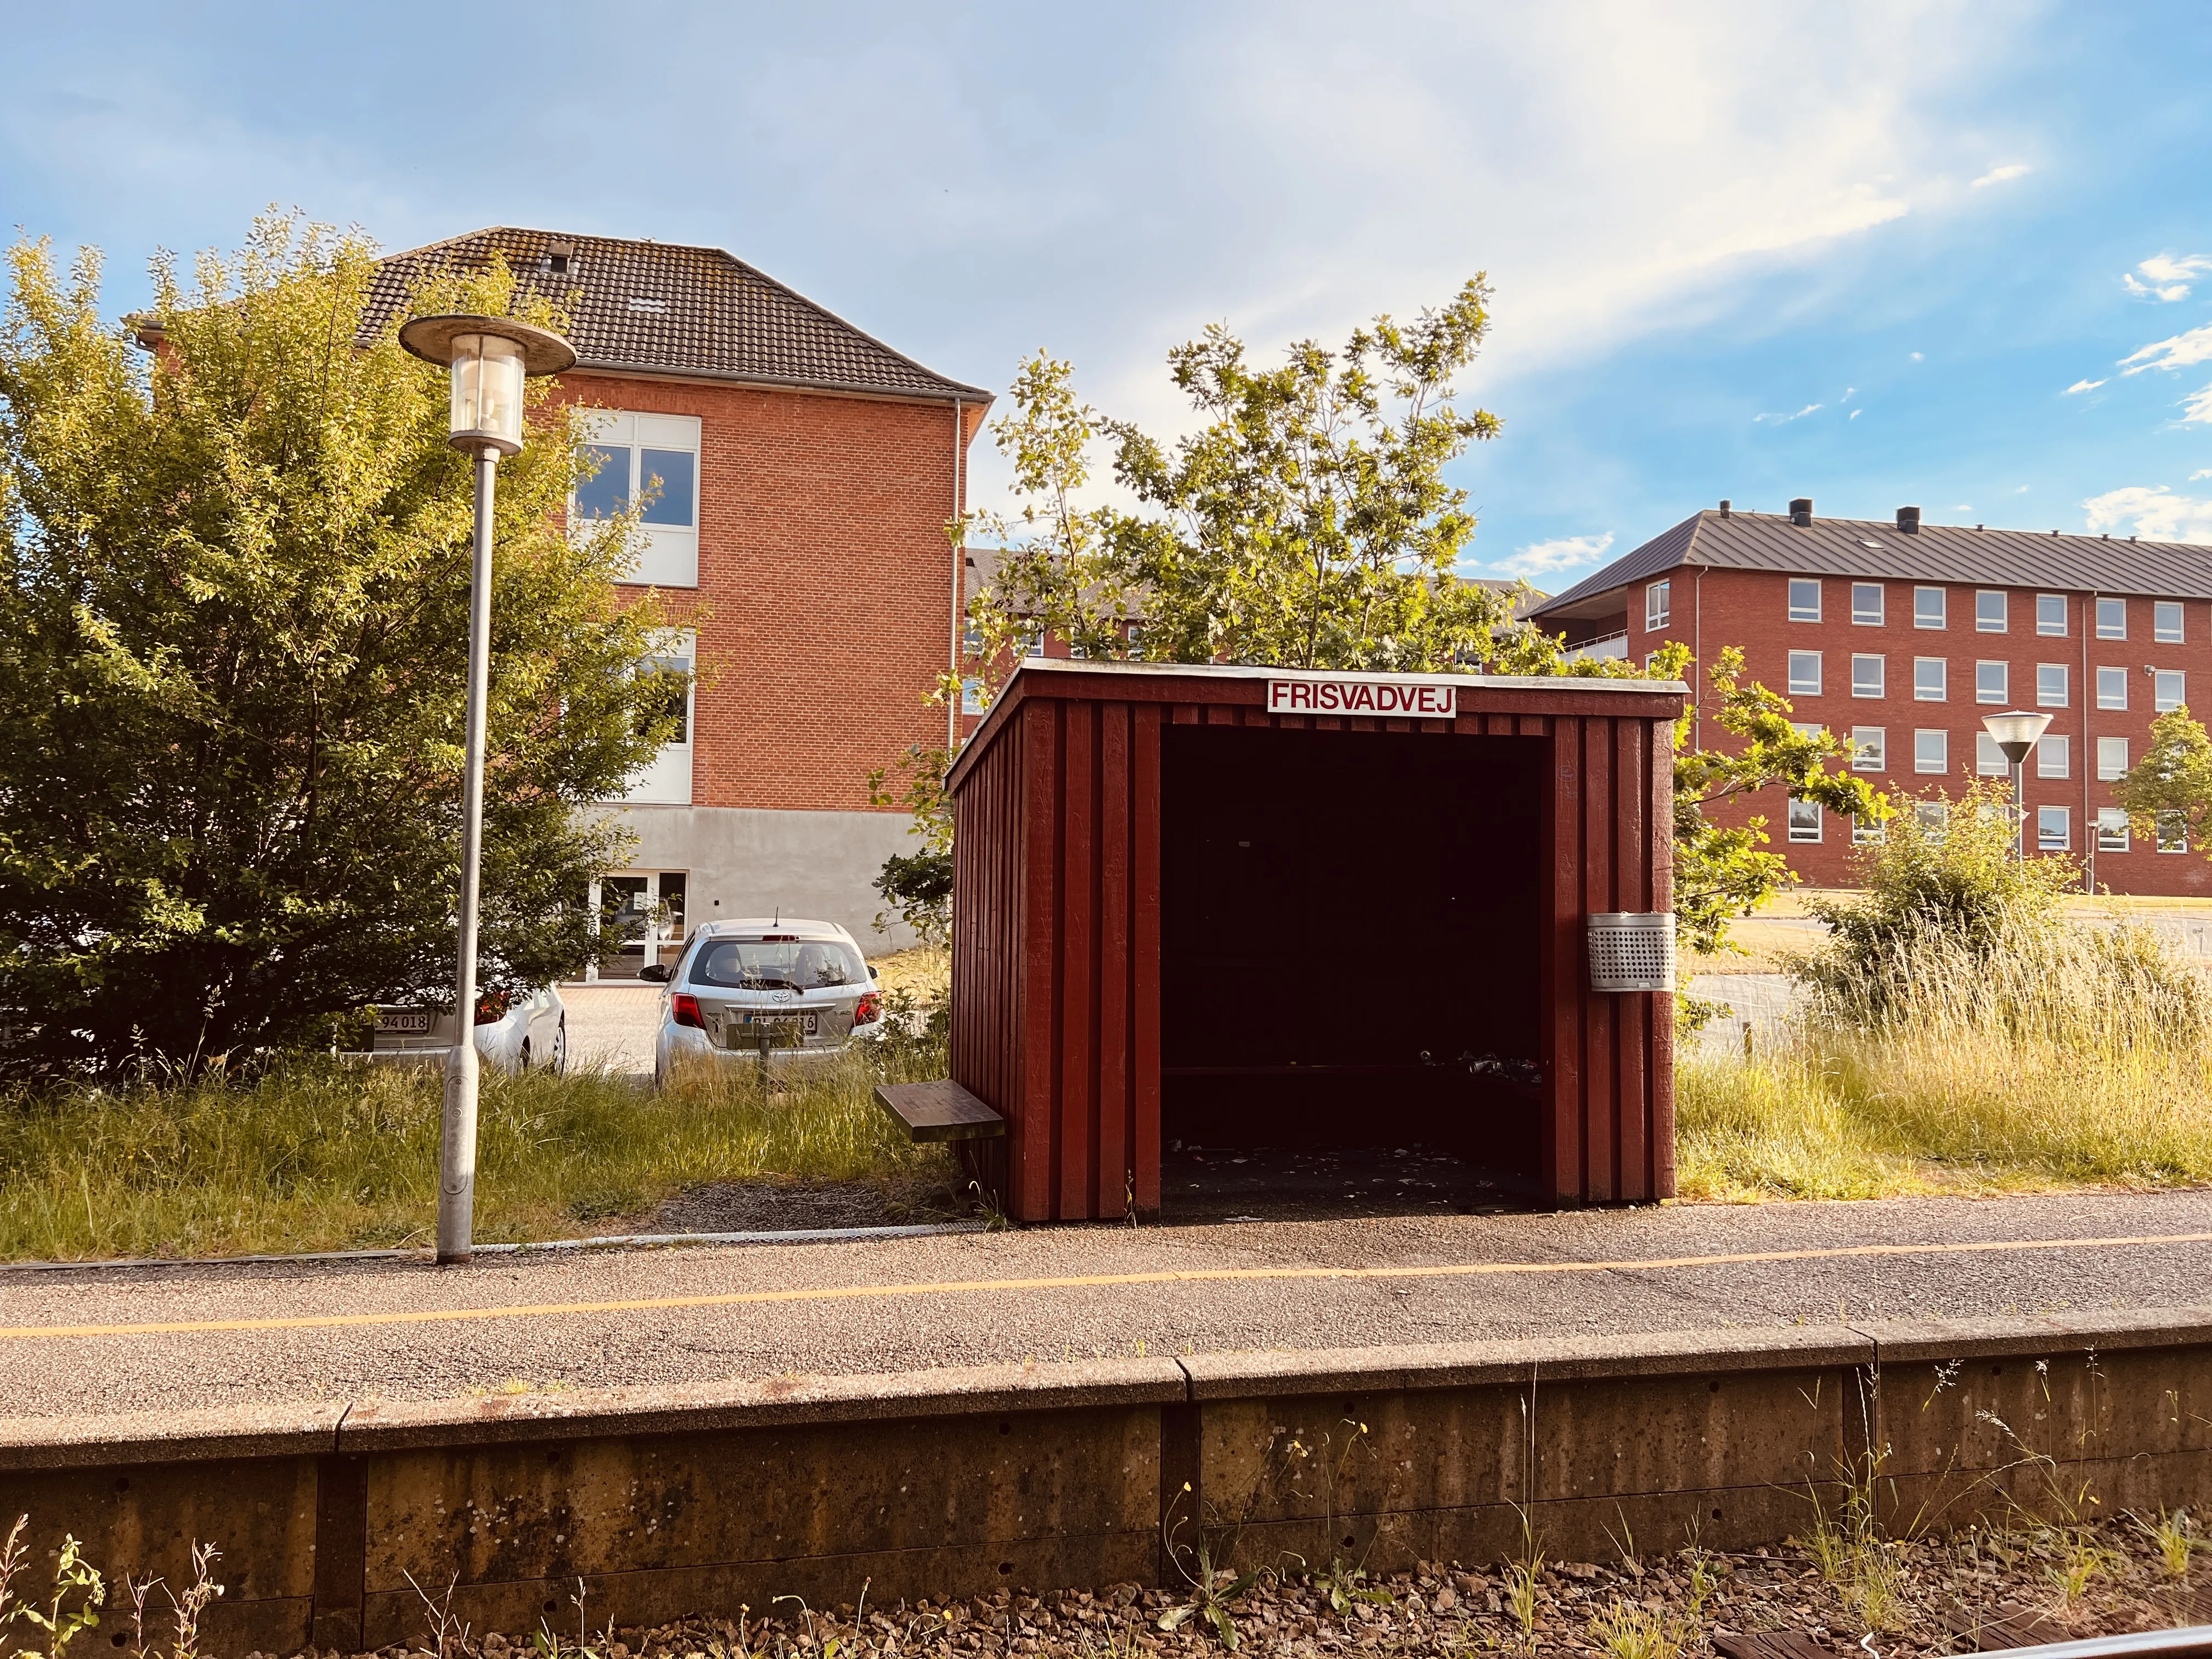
[4,1189,2210,1425]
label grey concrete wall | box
[609,805,924,951]
[4,1311,2209,1657]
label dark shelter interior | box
[1159,724,1549,1213]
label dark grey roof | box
[1530,509,2212,618]
[363,228,991,405]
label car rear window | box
[689,936,868,990]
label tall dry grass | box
[1679,913,2212,1200]
[0,1017,957,1260]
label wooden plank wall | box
[953,683,1678,1219]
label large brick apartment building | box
[1529,500,2212,897]
[365,229,991,970]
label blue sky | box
[4,2,2210,594]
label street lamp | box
[1981,709,2054,861]
[399,314,576,1265]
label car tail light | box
[854,991,882,1025]
[672,993,704,1029]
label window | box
[1788,651,1822,695]
[1976,732,2007,776]
[2097,736,2130,781]
[1788,579,1822,622]
[2037,734,2069,779]
[960,676,984,715]
[1976,661,2008,704]
[1025,631,1046,658]
[1852,583,1884,625]
[2038,806,2071,851]
[1914,586,1947,629]
[1853,814,1886,845]
[1788,798,1822,842]
[2036,663,2068,708]
[1916,799,1950,839]
[1851,726,1886,771]
[1791,721,1821,739]
[1852,654,1885,697]
[1912,657,1947,701]
[1976,590,2007,633]
[2155,601,2184,644]
[2159,811,2189,853]
[1646,580,1671,629]
[2097,666,2128,710]
[574,411,703,588]
[2036,594,2067,636]
[619,629,696,805]
[2156,669,2186,712]
[2097,809,2131,853]
[2096,597,2127,640]
[1126,624,1145,661]
[1914,729,1948,774]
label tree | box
[907,295,1885,953]
[0,214,682,1072]
[2114,704,2212,856]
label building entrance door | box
[588,871,688,980]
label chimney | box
[1789,497,1814,527]
[1718,499,1731,518]
[1896,505,1921,534]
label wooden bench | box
[873,1080,1007,1143]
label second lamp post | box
[399,314,577,1266]
[1981,709,2055,861]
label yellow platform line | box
[3,1230,2209,1341]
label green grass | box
[0,1037,959,1261]
[1679,916,2212,1202]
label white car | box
[369,985,567,1074]
[645,918,884,1084]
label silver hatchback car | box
[646,918,885,1084]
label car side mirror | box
[638,963,671,983]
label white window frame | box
[960,676,985,715]
[2037,805,2071,852]
[2036,663,2068,708]
[1646,580,1672,630]
[1852,583,1884,626]
[2155,601,2185,645]
[1851,654,1886,698]
[575,410,704,589]
[2156,669,2186,712]
[1787,798,1822,843]
[2097,666,2129,711]
[2096,597,2127,640]
[1976,661,2008,705]
[2036,734,2069,779]
[619,628,697,805]
[1788,579,1822,623]
[2097,736,2129,781]
[1851,726,1886,771]
[1976,731,2007,776]
[1914,586,1946,630]
[1976,590,2008,633]
[2159,811,2189,853]
[1913,657,1946,702]
[1914,729,1948,775]
[1916,799,1950,840]
[1788,651,1822,696]
[2097,808,2131,853]
[2035,594,2067,637]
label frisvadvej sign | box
[1265,676,1459,716]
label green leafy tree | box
[2114,704,2212,855]
[0,213,682,1071]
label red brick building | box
[1529,500,2212,896]
[368,230,992,966]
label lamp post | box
[1981,709,2055,862]
[399,314,577,1265]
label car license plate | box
[375,1009,433,1035]
[728,1011,819,1046]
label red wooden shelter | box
[941,661,1689,1222]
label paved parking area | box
[561,983,658,1076]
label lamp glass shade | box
[1981,709,2053,764]
[449,333,527,453]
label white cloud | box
[2193,470,2212,482]
[2083,486,2212,544]
[1849,409,1863,419]
[1909,352,1925,362]
[2120,324,2212,375]
[1495,532,1615,579]
[1754,403,1823,424]
[1970,162,2030,188]
[2015,484,2031,492]
[2123,253,2212,302]
[2185,384,2212,425]
[2064,378,2107,394]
